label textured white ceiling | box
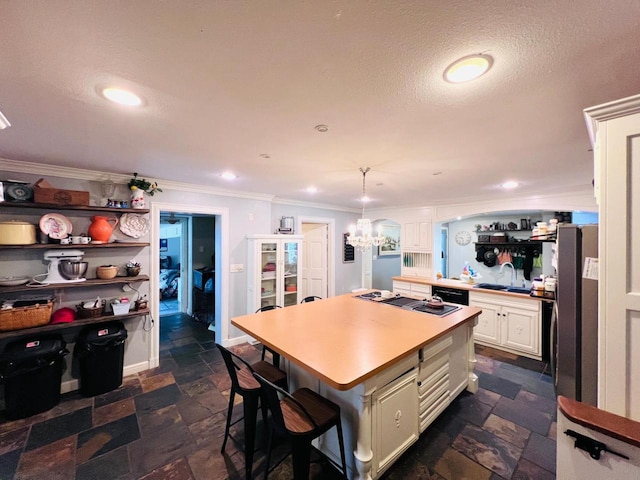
[1,1,639,208]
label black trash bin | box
[0,335,68,420]
[76,322,127,397]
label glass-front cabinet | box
[247,234,303,312]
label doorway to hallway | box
[298,216,335,299]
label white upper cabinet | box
[401,220,432,252]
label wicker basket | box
[0,301,53,331]
[76,301,106,319]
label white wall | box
[271,202,362,295]
[445,213,551,286]
[372,219,401,290]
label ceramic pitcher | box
[88,216,118,243]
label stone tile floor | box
[0,314,556,479]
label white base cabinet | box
[372,368,419,475]
[392,280,431,298]
[470,291,541,359]
[285,321,476,479]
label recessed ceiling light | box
[315,124,328,132]
[501,181,519,189]
[221,171,237,180]
[305,186,318,194]
[432,171,443,176]
[0,109,11,129]
[260,153,271,159]
[444,54,493,83]
[102,87,142,106]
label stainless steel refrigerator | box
[552,224,598,405]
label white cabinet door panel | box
[373,370,419,475]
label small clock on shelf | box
[454,230,471,246]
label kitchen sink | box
[474,283,509,290]
[474,283,531,295]
[505,287,531,294]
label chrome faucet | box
[500,262,516,286]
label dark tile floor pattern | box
[0,314,557,479]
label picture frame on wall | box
[379,224,401,256]
[160,238,168,252]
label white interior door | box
[302,223,328,298]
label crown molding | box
[271,196,359,214]
[0,157,275,202]
[583,93,640,146]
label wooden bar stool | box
[300,296,322,303]
[215,344,288,480]
[253,372,348,480]
[255,305,282,368]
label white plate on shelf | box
[39,213,73,239]
[0,276,30,286]
[119,213,150,238]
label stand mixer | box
[41,249,87,283]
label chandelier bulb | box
[346,167,384,251]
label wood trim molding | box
[558,396,640,449]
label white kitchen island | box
[232,292,481,479]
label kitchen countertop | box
[393,276,555,302]
[231,291,481,391]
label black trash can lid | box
[0,335,66,364]
[77,321,127,346]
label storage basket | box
[111,302,131,315]
[76,301,106,319]
[478,235,491,243]
[0,302,53,331]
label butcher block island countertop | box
[232,291,482,479]
[231,291,481,391]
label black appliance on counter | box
[355,291,461,317]
[431,285,469,305]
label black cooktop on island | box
[355,291,460,317]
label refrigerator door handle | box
[550,300,558,392]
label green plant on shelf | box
[128,173,162,195]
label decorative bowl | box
[59,261,88,280]
[96,265,118,279]
[125,266,141,277]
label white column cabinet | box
[246,235,303,312]
[584,94,640,418]
[469,292,541,359]
[400,218,434,278]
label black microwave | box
[193,268,214,291]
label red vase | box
[88,216,119,243]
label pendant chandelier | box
[347,167,384,251]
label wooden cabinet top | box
[0,202,149,214]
